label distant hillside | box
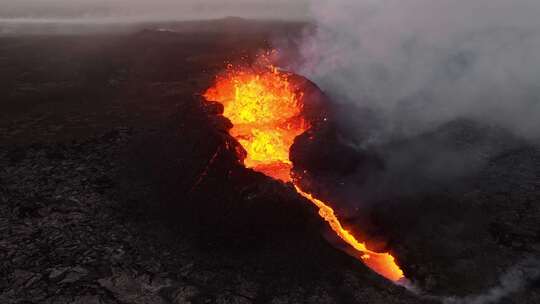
[0,17,310,36]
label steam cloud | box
[441,258,540,304]
[294,2,540,302]
[297,0,540,142]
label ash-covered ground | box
[1,19,539,303]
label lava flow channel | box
[204,61,405,282]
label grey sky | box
[0,0,310,20]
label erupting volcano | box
[203,55,405,282]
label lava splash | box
[204,62,308,182]
[203,56,404,282]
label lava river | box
[203,59,404,282]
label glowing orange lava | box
[204,62,308,182]
[203,57,404,282]
[294,186,404,281]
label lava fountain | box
[203,56,405,282]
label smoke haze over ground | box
[298,0,540,142]
[442,258,540,304]
[292,3,540,300]
[0,0,309,21]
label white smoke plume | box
[441,258,540,304]
[297,0,540,143]
[294,4,540,301]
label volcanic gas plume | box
[203,54,405,282]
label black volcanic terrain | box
[0,19,539,304]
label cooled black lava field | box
[1,19,539,304]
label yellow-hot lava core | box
[203,57,404,282]
[204,63,308,182]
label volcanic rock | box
[1,24,538,304]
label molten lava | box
[204,58,404,282]
[204,63,308,182]
[293,186,404,281]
